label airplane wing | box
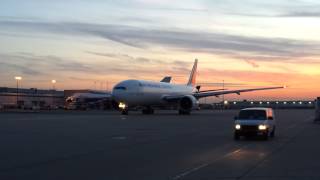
[197,88,226,93]
[162,86,284,102]
[160,76,172,83]
[193,86,284,98]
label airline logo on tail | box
[187,59,198,87]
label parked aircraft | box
[65,77,173,110]
[65,91,111,110]
[112,59,284,115]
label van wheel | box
[263,132,269,140]
[234,133,240,140]
[270,127,276,138]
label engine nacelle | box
[179,95,199,112]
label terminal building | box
[0,87,64,109]
[0,87,112,110]
[0,86,316,110]
[209,100,315,109]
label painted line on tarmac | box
[172,116,314,180]
[287,116,313,130]
[172,146,247,180]
[111,136,127,140]
[236,116,314,180]
[172,163,209,180]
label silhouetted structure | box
[0,87,64,109]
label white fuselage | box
[66,93,110,103]
[112,80,194,106]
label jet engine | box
[179,95,199,114]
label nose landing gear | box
[118,102,129,115]
[121,109,129,115]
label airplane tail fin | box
[187,59,198,86]
[160,76,172,83]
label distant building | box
[0,87,64,109]
[210,100,315,109]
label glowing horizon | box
[0,0,319,100]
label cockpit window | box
[114,86,127,90]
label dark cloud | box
[146,7,208,13]
[0,52,194,82]
[1,20,320,61]
[232,11,320,18]
[0,61,42,75]
[0,53,96,76]
[68,76,97,82]
[85,51,119,58]
[279,11,320,17]
[244,59,259,68]
[172,60,191,68]
[86,51,167,64]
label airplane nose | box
[112,89,125,102]
[111,90,119,101]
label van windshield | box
[238,110,267,120]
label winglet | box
[187,59,198,86]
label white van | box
[234,108,276,140]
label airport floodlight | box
[293,102,296,104]
[14,76,22,108]
[259,102,262,104]
[51,79,57,90]
[15,76,22,80]
[233,102,237,105]
[299,102,302,104]
[224,100,228,105]
[284,102,287,104]
[267,102,270,104]
[276,102,279,104]
[309,102,312,104]
[251,102,254,104]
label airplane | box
[112,59,285,115]
[65,77,173,110]
[65,91,111,110]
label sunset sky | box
[0,0,319,100]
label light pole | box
[51,80,56,109]
[15,76,22,107]
[222,80,225,109]
[51,79,56,90]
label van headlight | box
[258,125,267,130]
[235,124,241,130]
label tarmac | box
[0,109,319,180]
